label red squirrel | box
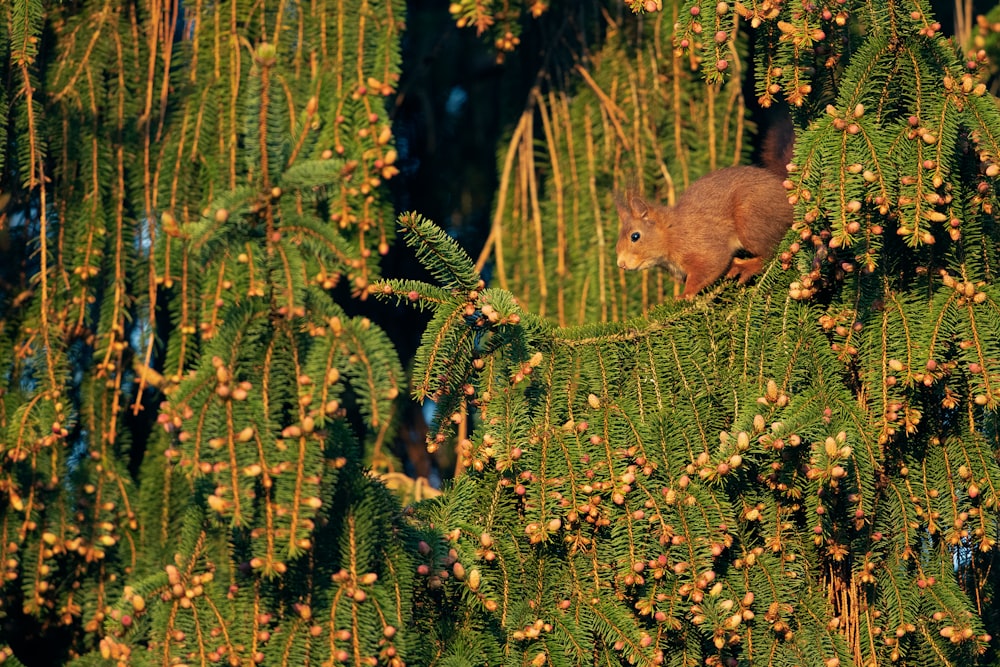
[615,124,795,299]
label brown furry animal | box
[615,166,793,299]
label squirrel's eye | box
[630,231,641,242]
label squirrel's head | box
[614,190,665,271]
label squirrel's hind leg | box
[725,256,765,284]
[681,253,733,299]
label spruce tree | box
[1,1,436,665]
[376,0,1000,665]
[2,0,999,665]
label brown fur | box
[760,112,796,178]
[615,166,793,299]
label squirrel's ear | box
[629,194,649,219]
[615,189,649,220]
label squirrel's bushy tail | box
[759,109,796,178]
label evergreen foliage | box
[0,0,431,664]
[2,0,1000,664]
[372,0,1000,664]
[479,10,752,325]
